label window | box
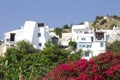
[81,38,86,40]
[76,31,78,33]
[82,45,85,47]
[39,43,42,46]
[79,42,92,48]
[95,32,104,40]
[79,45,85,48]
[84,32,88,34]
[106,35,109,41]
[91,37,94,42]
[80,31,82,33]
[85,52,89,57]
[38,23,44,27]
[86,45,91,48]
[79,45,82,48]
[10,33,15,41]
[6,39,9,41]
[100,42,104,47]
[38,33,41,37]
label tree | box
[40,41,70,67]
[111,15,120,20]
[44,40,53,48]
[63,24,70,29]
[1,40,39,79]
[54,28,62,38]
[0,40,71,79]
[16,40,35,54]
[69,41,77,50]
[107,40,120,54]
[96,16,103,20]
[4,47,23,80]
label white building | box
[4,21,51,50]
[102,26,120,43]
[60,33,71,46]
[49,28,71,47]
[72,22,106,60]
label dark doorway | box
[52,36,59,44]
[10,33,15,41]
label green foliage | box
[111,15,120,20]
[69,41,77,50]
[0,41,40,79]
[44,40,53,48]
[96,16,103,20]
[0,40,72,79]
[68,49,83,61]
[107,40,120,53]
[16,40,35,54]
[63,24,70,29]
[40,43,70,67]
[4,47,23,79]
[54,28,62,38]
[3,47,44,79]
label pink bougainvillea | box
[39,52,120,80]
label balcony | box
[95,32,105,41]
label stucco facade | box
[4,21,51,50]
[72,22,106,60]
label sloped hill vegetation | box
[91,15,120,29]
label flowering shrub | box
[39,52,120,80]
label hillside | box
[90,15,120,29]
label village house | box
[102,26,120,43]
[4,21,51,50]
[71,22,106,60]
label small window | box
[82,45,85,47]
[86,45,91,48]
[100,42,104,47]
[38,23,44,27]
[39,43,42,46]
[38,33,41,37]
[85,52,89,57]
[106,35,109,41]
[6,39,9,41]
[79,45,81,48]
[81,38,86,40]
[84,32,88,34]
[91,37,94,42]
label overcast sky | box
[0,0,120,39]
